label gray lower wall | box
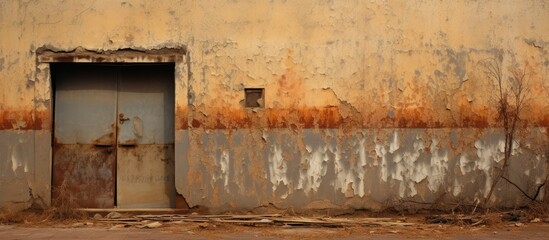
[176,128,547,212]
[1,128,546,213]
[0,130,51,211]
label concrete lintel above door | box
[37,47,186,63]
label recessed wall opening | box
[244,88,265,108]
[50,62,177,209]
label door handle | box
[119,113,130,124]
[119,140,138,147]
[94,144,114,147]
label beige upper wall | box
[1,0,548,128]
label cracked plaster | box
[1,0,549,212]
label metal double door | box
[53,64,175,208]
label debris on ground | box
[502,211,526,222]
[106,212,122,219]
[70,222,94,228]
[424,214,483,225]
[71,223,85,228]
[95,214,415,228]
[143,221,162,229]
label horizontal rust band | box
[2,108,549,130]
[0,110,49,130]
[176,107,549,129]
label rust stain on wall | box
[269,107,341,129]
[52,143,116,208]
[1,0,549,212]
[183,105,549,129]
[0,109,49,130]
[189,107,341,129]
[175,107,188,130]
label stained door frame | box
[36,48,189,208]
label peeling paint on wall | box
[1,0,549,212]
[268,145,288,193]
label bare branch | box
[479,58,537,207]
[501,175,546,202]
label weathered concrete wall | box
[1,0,548,212]
[179,128,548,212]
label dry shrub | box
[0,209,24,224]
[47,180,87,220]
[0,181,87,225]
[0,208,54,225]
[482,212,504,225]
[528,201,549,218]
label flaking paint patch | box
[268,145,288,192]
[452,176,463,197]
[395,135,426,197]
[375,139,389,182]
[375,131,451,198]
[428,139,448,192]
[10,146,20,173]
[2,0,549,212]
[473,138,503,198]
[215,150,230,191]
[357,140,367,197]
[9,138,28,174]
[464,137,519,199]
[178,128,547,211]
[389,131,399,153]
[297,145,329,194]
[334,138,367,197]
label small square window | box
[244,88,264,108]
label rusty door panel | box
[52,145,116,208]
[117,64,175,208]
[53,63,175,208]
[116,145,175,208]
[52,64,117,208]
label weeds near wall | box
[0,181,86,224]
[480,58,547,207]
[47,180,87,220]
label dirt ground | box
[1,221,548,239]
[1,209,549,239]
[0,224,548,240]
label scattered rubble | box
[515,222,525,227]
[143,221,162,229]
[71,223,84,228]
[70,222,93,228]
[95,214,415,228]
[106,212,122,219]
[425,214,483,224]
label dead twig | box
[501,176,546,202]
[479,58,532,207]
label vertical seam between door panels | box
[114,66,120,207]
